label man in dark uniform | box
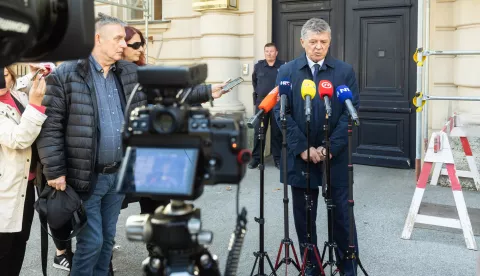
[249,42,285,169]
[273,18,360,276]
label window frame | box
[124,0,163,23]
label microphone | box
[300,79,316,122]
[247,86,279,128]
[336,85,360,126]
[279,79,291,121]
[318,80,333,116]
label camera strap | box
[0,67,5,89]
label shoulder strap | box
[11,94,25,114]
[35,185,48,276]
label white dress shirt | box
[306,56,325,76]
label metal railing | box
[414,0,480,180]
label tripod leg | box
[265,254,278,276]
[357,257,368,276]
[301,247,309,275]
[274,243,284,268]
[291,243,301,270]
[250,255,259,276]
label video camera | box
[0,0,94,88]
[116,64,251,276]
[116,64,251,201]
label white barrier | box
[402,131,477,250]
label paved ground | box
[21,159,480,276]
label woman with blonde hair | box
[0,66,47,275]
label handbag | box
[34,185,87,234]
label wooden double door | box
[273,0,418,169]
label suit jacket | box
[273,53,360,189]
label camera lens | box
[153,111,176,134]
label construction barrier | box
[401,130,477,250]
[430,114,480,191]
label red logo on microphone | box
[320,81,332,89]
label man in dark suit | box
[273,18,360,276]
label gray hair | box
[301,18,331,40]
[95,12,126,32]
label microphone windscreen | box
[258,86,279,112]
[335,85,353,104]
[279,79,291,97]
[319,80,334,98]
[301,79,316,100]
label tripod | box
[274,105,301,275]
[320,113,342,276]
[125,200,222,276]
[250,114,277,276]
[341,117,369,276]
[300,110,325,276]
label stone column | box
[452,0,480,113]
[199,12,245,113]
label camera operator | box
[36,13,229,275]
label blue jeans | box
[71,173,125,276]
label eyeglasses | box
[127,42,145,50]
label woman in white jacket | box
[0,66,47,275]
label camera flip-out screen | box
[116,147,199,198]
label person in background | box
[37,14,139,275]
[11,62,74,271]
[249,43,285,170]
[123,26,146,66]
[0,66,47,276]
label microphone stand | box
[274,107,301,275]
[249,114,277,276]
[300,104,325,276]
[341,116,369,276]
[321,112,342,276]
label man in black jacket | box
[37,14,223,276]
[249,43,285,170]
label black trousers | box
[291,186,359,276]
[0,182,35,276]
[252,105,282,162]
[50,222,72,252]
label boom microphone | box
[336,85,360,126]
[279,79,292,121]
[318,80,333,116]
[247,86,279,128]
[300,79,316,122]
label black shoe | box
[53,252,73,271]
[274,160,280,169]
[248,160,260,169]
